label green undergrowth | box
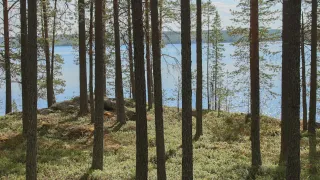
[0,108,319,179]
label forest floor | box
[0,100,319,179]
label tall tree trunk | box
[92,0,104,170]
[159,0,163,46]
[89,0,95,123]
[42,0,54,108]
[127,0,135,99]
[26,0,38,178]
[285,0,301,179]
[151,0,167,177]
[181,0,193,177]
[102,0,107,97]
[214,39,218,111]
[301,13,307,131]
[145,0,153,110]
[195,0,203,139]
[250,0,261,168]
[280,0,289,165]
[79,0,89,115]
[3,0,11,114]
[308,0,317,135]
[113,0,126,124]
[207,4,210,110]
[51,0,58,104]
[132,0,148,178]
[20,0,28,135]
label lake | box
[0,42,312,121]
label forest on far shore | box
[0,29,281,46]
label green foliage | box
[227,0,281,111]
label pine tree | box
[308,0,317,135]
[26,0,38,178]
[79,0,89,115]
[92,0,104,170]
[181,0,193,177]
[51,0,58,104]
[145,0,153,110]
[301,13,307,131]
[3,0,11,114]
[283,0,301,178]
[250,0,261,168]
[89,0,95,123]
[127,0,135,99]
[210,11,225,116]
[227,0,280,111]
[41,0,54,107]
[195,0,203,139]
[113,0,126,124]
[20,0,28,135]
[132,0,148,178]
[151,0,167,177]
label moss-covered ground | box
[0,107,319,179]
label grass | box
[0,107,319,179]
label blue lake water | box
[0,42,315,121]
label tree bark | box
[127,0,135,99]
[284,0,301,179]
[92,0,104,170]
[206,4,210,111]
[79,0,89,115]
[181,0,193,178]
[214,39,218,111]
[20,0,28,135]
[102,0,107,97]
[3,0,11,114]
[195,0,203,139]
[301,13,307,131]
[113,0,126,124]
[42,0,54,108]
[26,0,38,178]
[132,0,148,177]
[151,0,167,177]
[51,0,58,104]
[308,0,317,135]
[280,0,289,165]
[145,0,153,110]
[89,0,95,123]
[250,0,262,167]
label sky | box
[212,0,282,29]
[0,0,283,35]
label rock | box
[51,100,79,111]
[38,108,54,115]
